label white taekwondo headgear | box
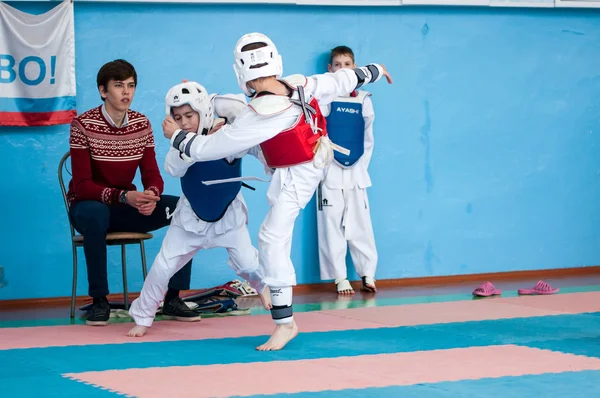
[233,32,283,97]
[165,81,213,134]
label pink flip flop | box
[518,280,559,295]
[472,281,502,297]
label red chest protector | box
[249,75,328,169]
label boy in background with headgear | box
[165,32,393,350]
[127,81,271,337]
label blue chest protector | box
[180,158,242,222]
[326,91,368,168]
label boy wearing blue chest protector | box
[317,46,378,295]
[127,81,271,337]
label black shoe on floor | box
[86,297,110,326]
[162,297,202,322]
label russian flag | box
[0,96,77,127]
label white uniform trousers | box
[259,163,325,288]
[316,184,377,281]
[129,195,263,327]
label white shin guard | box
[270,286,293,324]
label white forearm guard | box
[354,64,384,89]
[170,129,196,161]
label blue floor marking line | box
[0,312,598,375]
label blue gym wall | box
[1,2,599,300]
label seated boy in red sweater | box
[67,59,198,326]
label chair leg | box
[71,245,78,318]
[140,240,148,280]
[121,244,129,310]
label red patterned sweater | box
[67,106,164,206]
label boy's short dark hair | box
[329,46,355,65]
[96,59,137,101]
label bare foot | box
[259,287,272,310]
[256,321,298,351]
[126,325,148,337]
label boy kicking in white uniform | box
[165,33,393,350]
